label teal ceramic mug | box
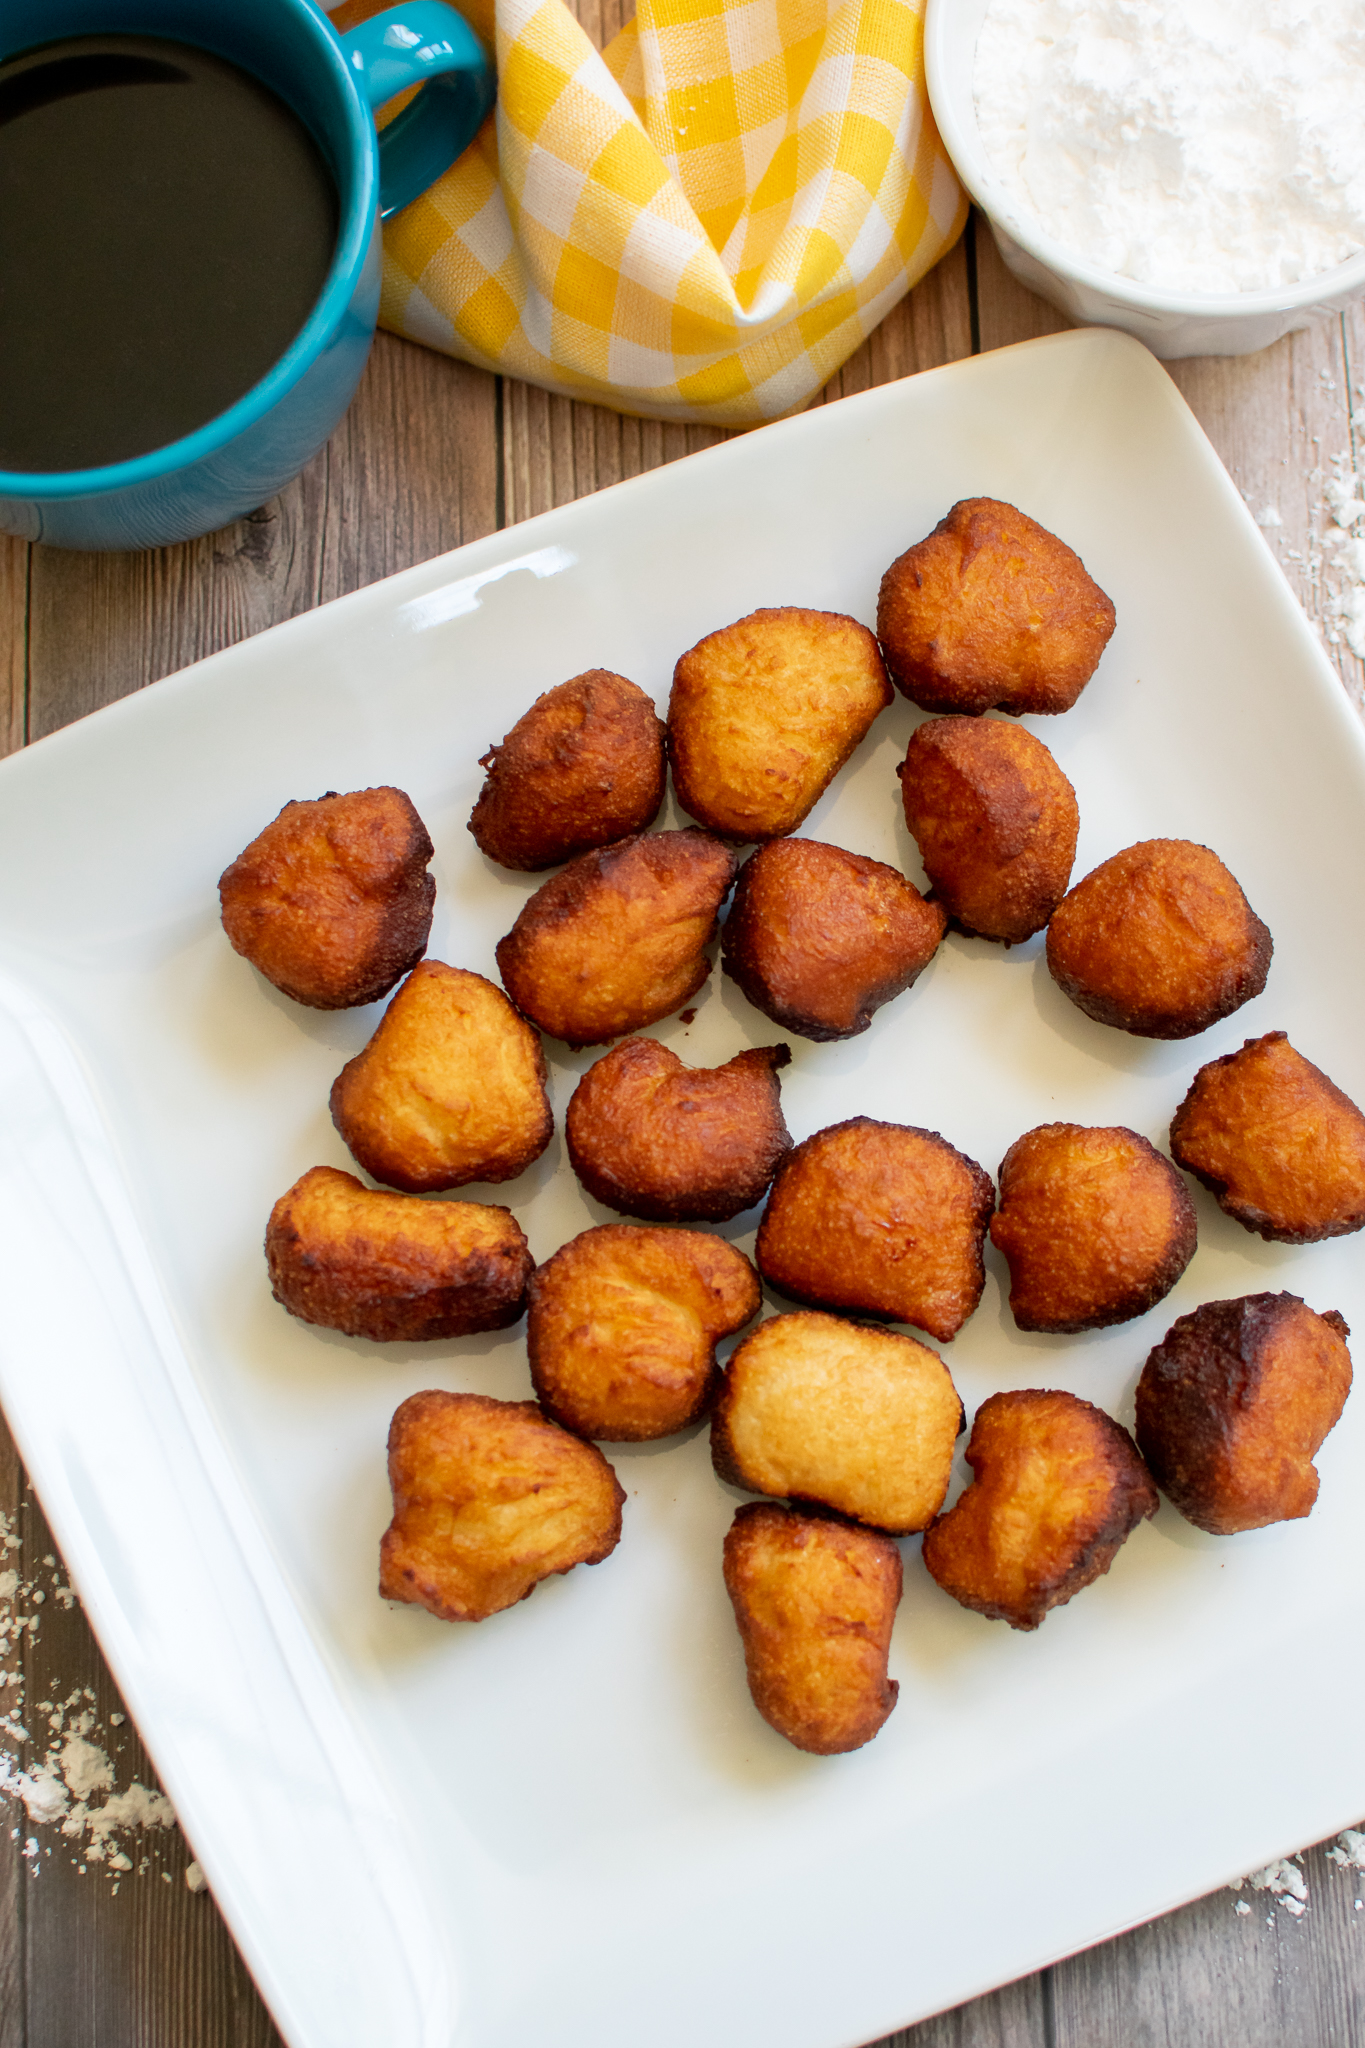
[0,0,493,550]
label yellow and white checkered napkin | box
[337,0,965,426]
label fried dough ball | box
[265,1166,532,1341]
[756,1118,994,1343]
[528,1224,760,1440]
[898,716,1079,943]
[218,786,434,1008]
[1046,839,1272,1040]
[990,1124,1197,1334]
[330,961,552,1193]
[1169,1032,1365,1244]
[380,1391,625,1623]
[1134,1292,1352,1535]
[876,498,1116,716]
[495,829,737,1047]
[922,1391,1158,1632]
[566,1037,791,1223]
[468,670,666,871]
[667,607,892,842]
[723,1502,902,1755]
[721,837,947,1042]
[712,1310,963,1533]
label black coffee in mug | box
[0,35,338,473]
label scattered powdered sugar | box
[1327,1829,1365,1873]
[974,0,1365,293]
[1249,1858,1310,1917]
[0,1507,189,1889]
[1244,422,1365,684]
[1228,1830,1365,1921]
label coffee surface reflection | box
[0,34,338,472]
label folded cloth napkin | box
[334,0,965,426]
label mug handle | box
[339,2,495,218]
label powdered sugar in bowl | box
[924,0,1365,359]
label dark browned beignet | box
[330,961,553,1193]
[922,1390,1158,1631]
[898,716,1079,943]
[1170,1032,1365,1244]
[528,1224,760,1440]
[495,829,737,1046]
[1134,1293,1352,1535]
[266,1166,532,1340]
[469,670,666,871]
[876,499,1116,716]
[566,1037,791,1222]
[990,1124,1196,1334]
[379,1391,625,1622]
[668,607,892,842]
[1045,839,1272,1039]
[722,837,946,1041]
[723,1502,902,1755]
[712,1310,963,1533]
[756,1118,994,1342]
[219,786,434,1008]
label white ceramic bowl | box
[923,0,1365,360]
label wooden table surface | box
[2,206,1365,2047]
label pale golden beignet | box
[469,669,666,871]
[755,1118,994,1342]
[668,607,892,842]
[380,1391,625,1622]
[495,828,737,1046]
[723,1502,902,1755]
[898,716,1079,944]
[1134,1292,1352,1535]
[565,1037,791,1222]
[721,837,946,1041]
[330,960,553,1193]
[1170,1032,1365,1244]
[219,785,434,1008]
[711,1310,963,1534]
[528,1224,760,1440]
[991,1124,1197,1334]
[876,499,1115,716]
[922,1390,1158,1632]
[1046,839,1272,1040]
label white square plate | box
[2,328,1364,2048]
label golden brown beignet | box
[898,715,1079,943]
[876,499,1116,716]
[1134,1292,1352,1535]
[266,1166,532,1341]
[723,1502,902,1755]
[528,1224,760,1440]
[1045,839,1272,1040]
[495,828,737,1046]
[469,670,666,871]
[219,786,434,1008]
[330,960,553,1193]
[722,837,947,1041]
[756,1118,994,1342]
[990,1123,1197,1334]
[711,1310,963,1533]
[380,1391,625,1622]
[922,1390,1158,1631]
[667,607,892,842]
[1170,1032,1365,1244]
[566,1036,791,1222]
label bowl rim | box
[922,0,1365,320]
